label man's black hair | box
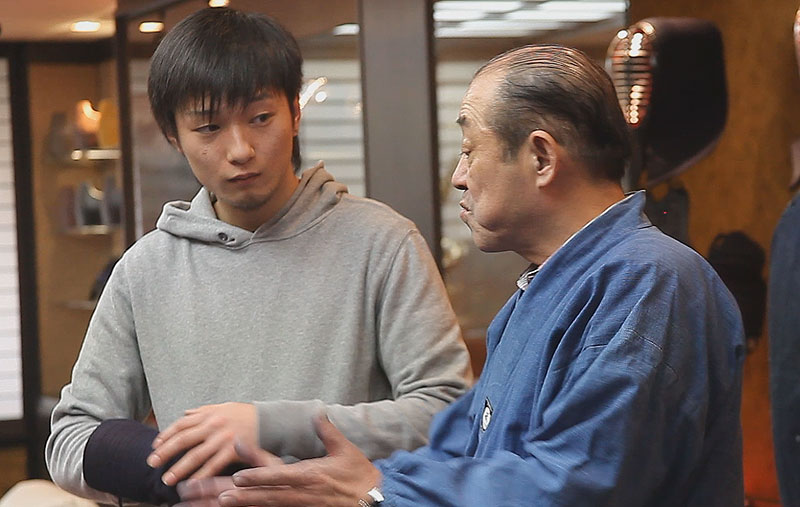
[148,7,304,170]
[475,44,631,182]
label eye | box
[193,124,219,134]
[460,150,471,161]
[252,113,272,124]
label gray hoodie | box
[46,163,472,504]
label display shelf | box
[62,224,118,236]
[69,148,120,162]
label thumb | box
[313,412,353,456]
[234,439,281,467]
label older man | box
[178,44,745,507]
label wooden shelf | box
[62,225,119,236]
[69,148,120,162]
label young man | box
[179,44,746,507]
[45,8,471,506]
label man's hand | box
[175,477,235,507]
[175,442,281,507]
[147,402,258,485]
[182,414,382,507]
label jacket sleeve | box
[255,230,473,460]
[82,419,180,505]
[406,385,477,462]
[45,258,153,503]
[373,328,678,506]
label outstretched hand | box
[175,442,280,507]
[176,414,382,507]
[147,402,258,485]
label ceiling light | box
[506,9,618,22]
[435,18,565,38]
[70,21,101,33]
[537,1,627,13]
[208,0,230,7]
[138,21,164,33]
[435,26,556,38]
[434,10,487,22]
[435,1,524,13]
[458,19,566,31]
[332,23,359,36]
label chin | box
[226,194,272,211]
[475,244,506,253]
[470,223,517,253]
[470,233,505,253]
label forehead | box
[458,72,501,131]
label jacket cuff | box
[83,418,180,505]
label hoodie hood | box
[157,162,347,247]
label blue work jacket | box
[376,192,745,506]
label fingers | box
[149,413,207,467]
[179,480,316,507]
[178,477,235,500]
[156,436,215,485]
[234,440,282,467]
[218,486,318,507]
[313,412,353,456]
[187,444,238,481]
[163,429,238,485]
[231,463,310,488]
[149,403,262,486]
[174,500,221,507]
[152,411,204,449]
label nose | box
[451,155,468,190]
[226,125,255,164]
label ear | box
[291,96,301,136]
[527,130,559,188]
[167,134,183,154]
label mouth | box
[229,172,259,183]
[458,201,473,223]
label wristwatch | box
[358,486,385,506]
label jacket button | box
[217,232,229,242]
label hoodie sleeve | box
[45,257,154,503]
[255,230,473,460]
